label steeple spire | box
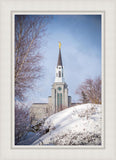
[55,42,64,82]
[57,42,63,67]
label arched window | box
[59,71,61,77]
[57,93,62,108]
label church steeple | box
[50,41,71,113]
[57,44,63,66]
[55,42,64,82]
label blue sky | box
[30,15,101,103]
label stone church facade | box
[30,42,72,123]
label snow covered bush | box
[33,103,102,145]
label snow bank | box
[33,103,102,145]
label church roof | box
[57,49,63,66]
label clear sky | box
[30,15,101,104]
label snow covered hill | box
[33,103,102,145]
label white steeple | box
[55,42,65,82]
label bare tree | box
[15,15,50,101]
[15,101,29,144]
[80,91,89,104]
[76,77,101,104]
[15,15,51,144]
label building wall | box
[30,103,52,125]
[48,96,52,105]
[30,84,71,124]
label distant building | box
[30,42,73,124]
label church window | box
[57,93,62,108]
[57,93,59,107]
[59,71,61,77]
[60,93,62,106]
[58,87,61,91]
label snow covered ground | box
[33,103,102,145]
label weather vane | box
[58,41,61,49]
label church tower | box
[55,42,64,83]
[48,42,71,113]
[30,42,72,123]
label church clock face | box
[58,87,62,91]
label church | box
[30,42,72,123]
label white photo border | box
[11,11,105,149]
[0,0,116,160]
